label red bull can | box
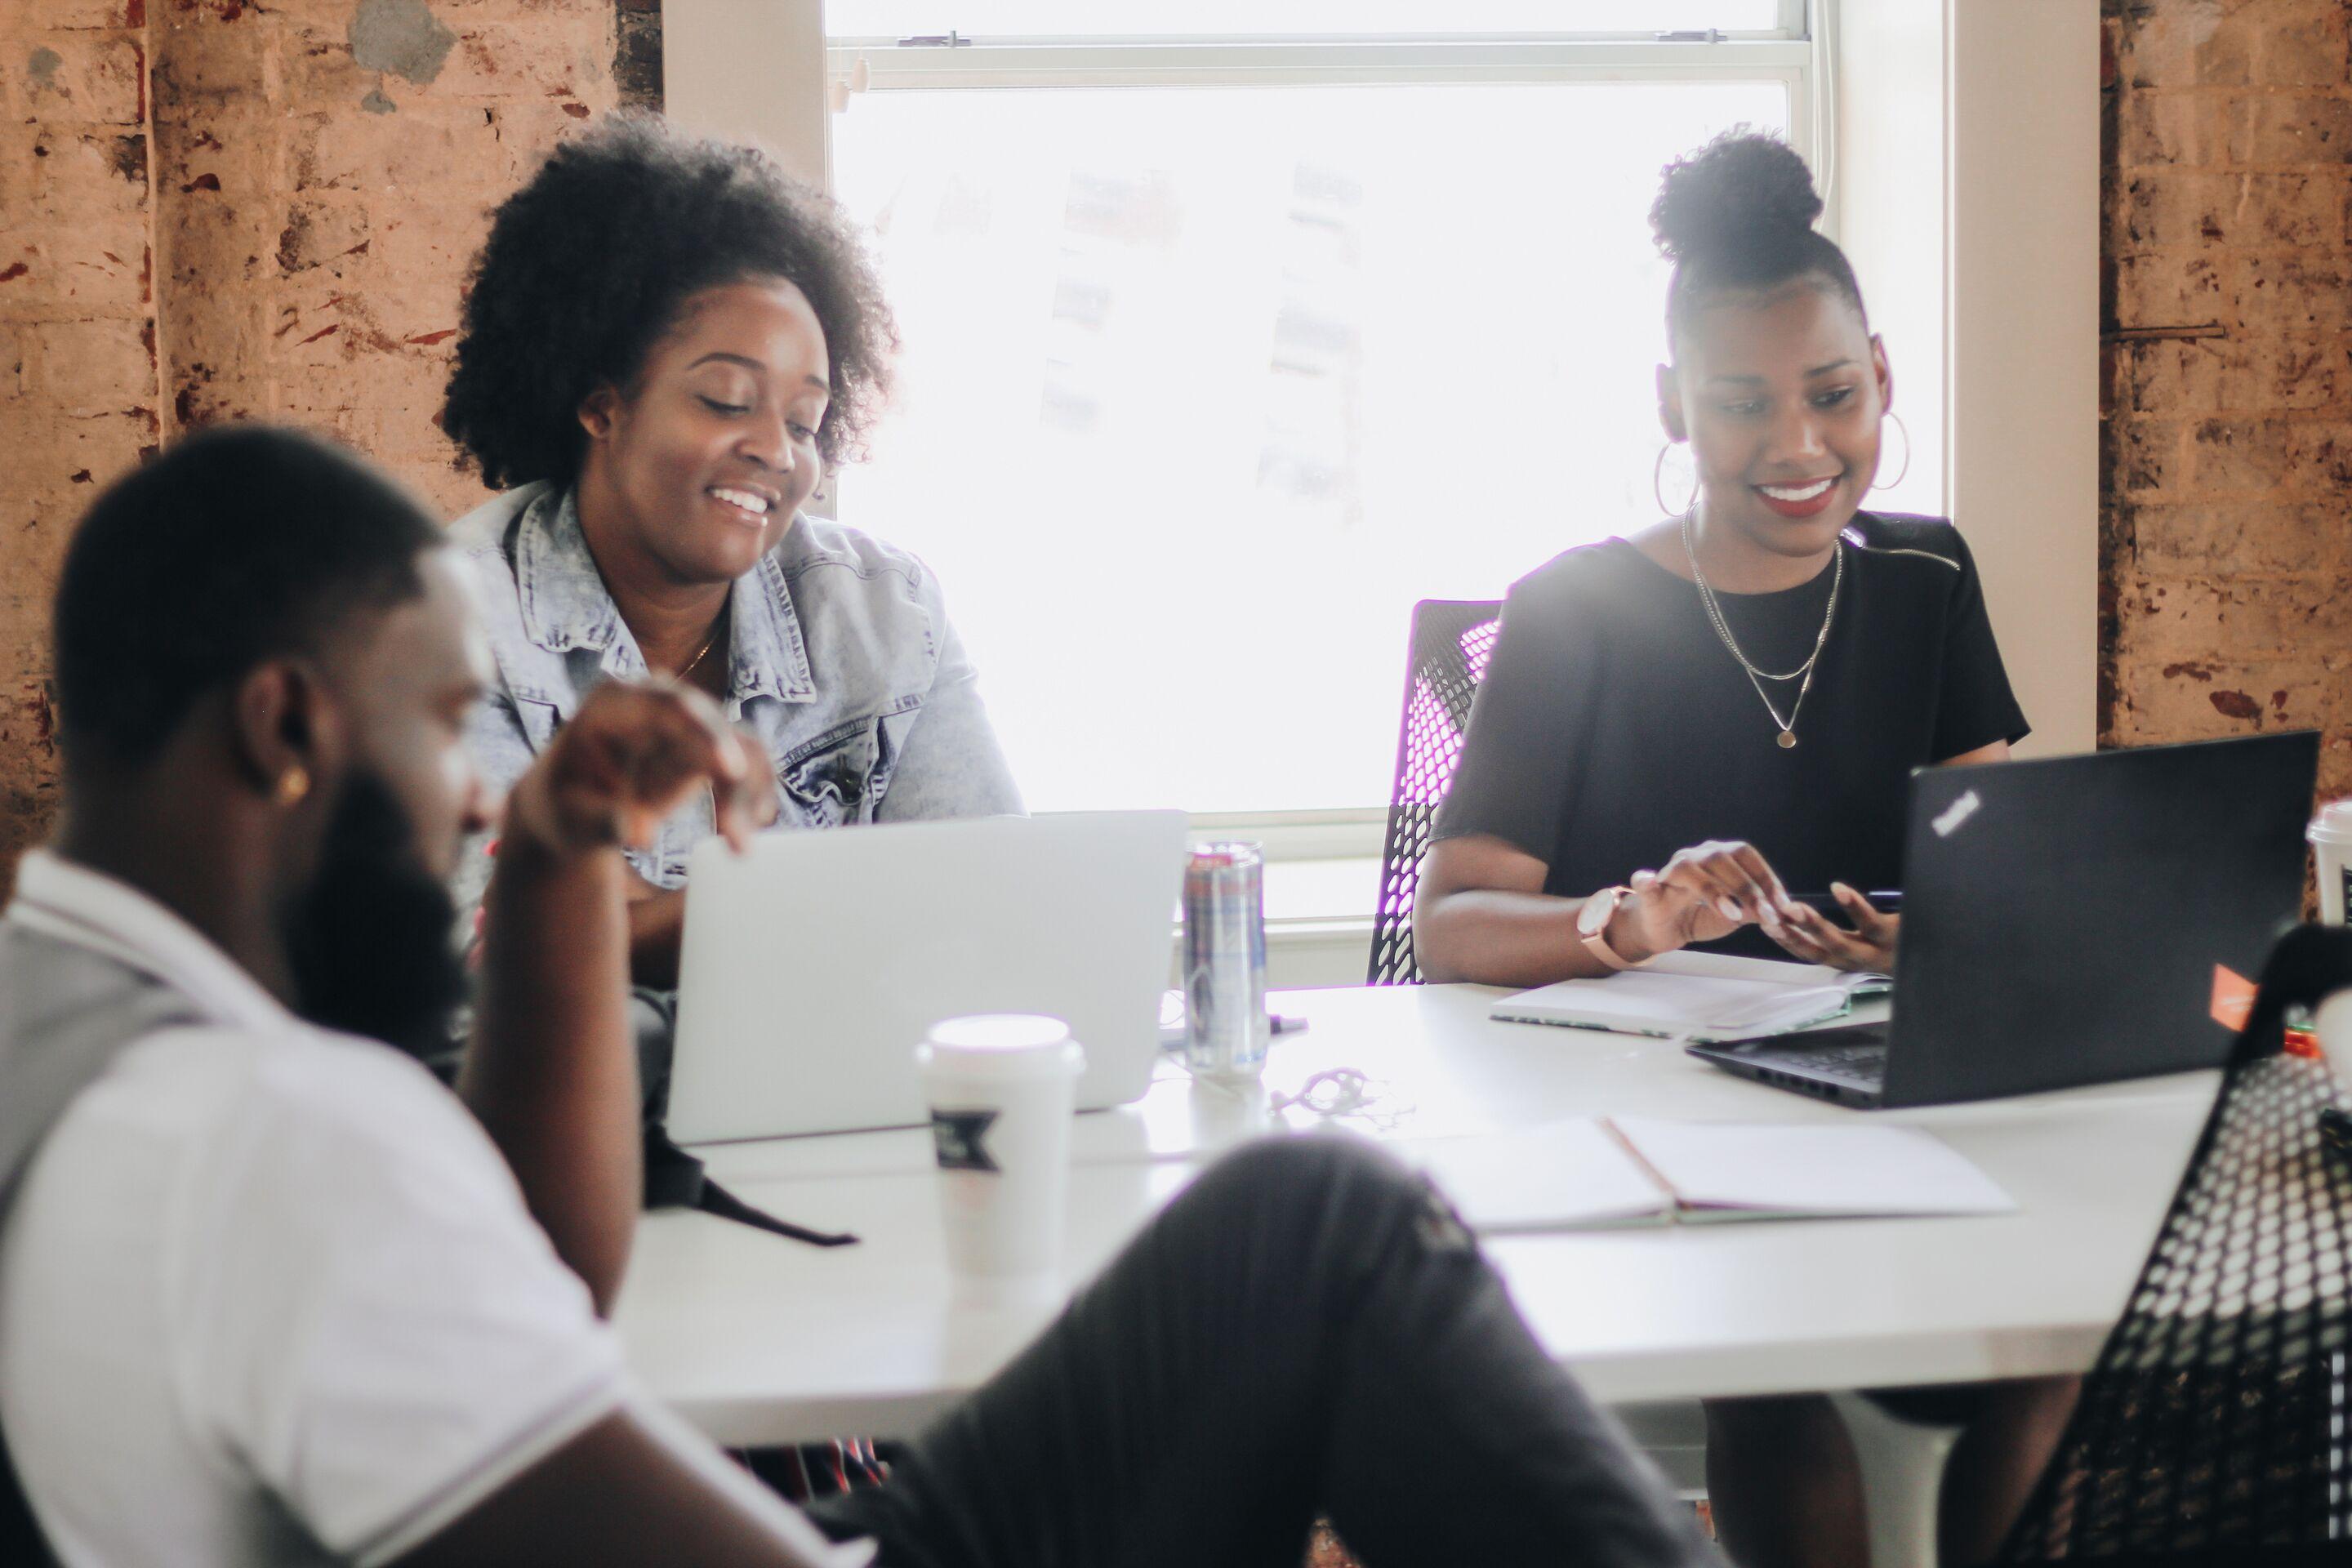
[1183,841,1269,1080]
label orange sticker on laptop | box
[2211,964,2256,1031]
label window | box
[824,8,1815,822]
[827,3,1795,38]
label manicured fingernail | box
[1717,898,1742,920]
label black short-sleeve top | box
[1436,512,2028,956]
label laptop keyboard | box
[1781,1041,1890,1084]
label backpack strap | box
[0,926,204,1565]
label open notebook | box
[1406,1116,2016,1232]
[1490,951,1891,1042]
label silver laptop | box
[666,810,1187,1143]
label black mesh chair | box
[1995,923,2352,1564]
[1366,599,1502,987]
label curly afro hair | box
[1649,129,1865,349]
[443,112,898,492]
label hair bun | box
[1650,130,1823,262]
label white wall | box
[1945,0,2100,757]
[661,0,829,185]
[1838,0,2100,758]
[1830,0,1949,522]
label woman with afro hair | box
[443,114,1021,995]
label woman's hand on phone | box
[1771,882,1900,973]
[1610,840,1805,962]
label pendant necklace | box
[1681,507,1842,751]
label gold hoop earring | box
[275,766,311,806]
[1869,411,1913,492]
[1652,442,1699,518]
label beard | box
[283,768,469,1065]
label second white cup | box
[916,1014,1085,1279]
[2311,801,2352,924]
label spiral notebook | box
[1490,951,1891,1043]
[1408,1116,2015,1232]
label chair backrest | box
[2001,923,2352,1561]
[1366,599,1503,986]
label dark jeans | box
[806,1137,1721,1568]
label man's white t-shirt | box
[0,1016,629,1566]
[0,852,871,1568]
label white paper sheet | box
[1407,1121,1671,1232]
[1404,1116,2016,1234]
[1613,1116,2017,1220]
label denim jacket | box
[447,483,1022,928]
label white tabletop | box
[613,983,2218,1446]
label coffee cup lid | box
[920,1014,1081,1077]
[2313,801,2352,843]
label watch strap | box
[1580,886,1638,972]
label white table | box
[613,983,2218,1448]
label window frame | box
[666,0,2099,967]
[827,38,1815,119]
[822,13,1820,860]
[823,0,1812,51]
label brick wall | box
[0,0,657,889]
[152,0,640,519]
[2104,0,2352,800]
[0,0,157,882]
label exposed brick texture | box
[151,0,632,514]
[0,1,658,891]
[2105,0,2352,804]
[0,2,158,890]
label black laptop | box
[1686,732,2318,1109]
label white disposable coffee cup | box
[915,1014,1085,1279]
[2311,802,2352,924]
[2317,991,2352,1086]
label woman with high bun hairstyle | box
[1420,129,2025,987]
[1417,132,2064,1566]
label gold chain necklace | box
[678,613,726,682]
[1681,508,1842,751]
